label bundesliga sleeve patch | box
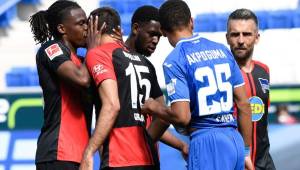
[166,78,177,96]
[45,43,64,60]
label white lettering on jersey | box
[215,114,234,123]
[123,51,141,61]
[134,113,145,122]
[92,64,107,76]
[186,49,227,65]
[45,43,63,60]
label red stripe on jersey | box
[247,72,257,165]
[57,53,89,163]
[253,60,269,74]
[108,126,154,167]
[86,43,123,86]
[252,122,257,165]
[233,71,251,118]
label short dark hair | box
[227,8,259,29]
[90,7,121,35]
[159,0,191,32]
[131,5,159,26]
[29,0,81,44]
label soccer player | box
[125,5,188,158]
[141,0,253,170]
[80,7,162,170]
[226,8,276,170]
[29,0,93,169]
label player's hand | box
[180,142,189,161]
[245,155,254,170]
[87,15,106,50]
[111,25,123,42]
[80,151,93,170]
[141,98,160,115]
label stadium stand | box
[0,0,40,28]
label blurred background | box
[0,0,300,170]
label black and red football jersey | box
[86,42,162,169]
[241,60,275,170]
[35,40,90,164]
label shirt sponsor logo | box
[92,64,107,76]
[259,78,269,93]
[166,78,177,96]
[45,43,63,60]
[249,96,265,122]
[134,113,145,122]
[215,114,235,123]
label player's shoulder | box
[140,55,154,67]
[38,40,70,60]
[200,37,229,49]
[87,42,123,59]
[253,60,269,73]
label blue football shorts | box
[188,127,245,170]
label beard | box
[232,47,254,62]
[135,37,151,57]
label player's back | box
[163,34,244,129]
[87,42,160,169]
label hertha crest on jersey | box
[258,78,269,93]
[45,43,63,60]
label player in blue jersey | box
[141,0,253,170]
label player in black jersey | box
[81,7,162,170]
[125,5,188,159]
[226,8,276,170]
[29,0,95,169]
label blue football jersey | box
[163,34,244,129]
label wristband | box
[244,146,250,157]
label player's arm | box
[160,130,189,159]
[80,79,120,170]
[143,99,191,127]
[146,96,189,159]
[234,85,252,148]
[147,96,170,141]
[57,61,90,88]
[234,85,253,170]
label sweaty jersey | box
[240,60,275,170]
[163,34,244,129]
[35,40,89,163]
[86,42,162,169]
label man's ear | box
[132,23,139,35]
[57,24,66,34]
[255,32,260,45]
[190,17,194,31]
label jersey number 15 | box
[126,62,151,109]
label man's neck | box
[101,34,122,44]
[238,58,253,73]
[62,39,76,54]
[124,35,136,52]
[171,29,193,47]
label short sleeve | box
[148,62,163,99]
[40,42,71,71]
[223,47,244,88]
[163,52,190,104]
[86,48,116,87]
